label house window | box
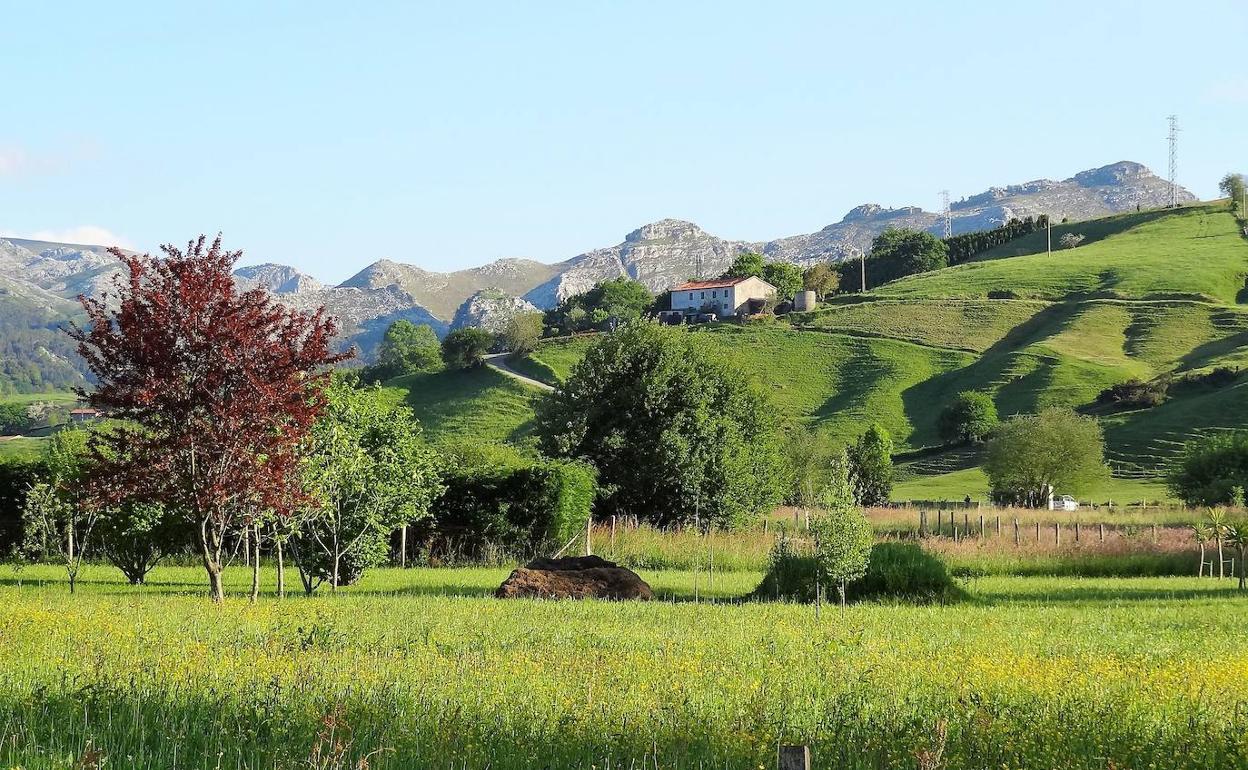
[700,292,705,299]
[688,293,693,300]
[711,290,716,298]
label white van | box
[1049,495,1078,511]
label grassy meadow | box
[4,563,1248,770]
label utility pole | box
[859,248,866,292]
[1047,216,1052,255]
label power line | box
[1167,114,1180,208]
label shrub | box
[937,391,998,444]
[0,459,44,557]
[420,459,596,560]
[441,328,494,369]
[1096,378,1169,409]
[987,289,1018,299]
[754,542,960,604]
[1059,233,1086,249]
[96,501,186,584]
[1168,430,1248,506]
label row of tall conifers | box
[943,215,1051,265]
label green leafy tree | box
[984,408,1109,507]
[502,312,544,356]
[1168,431,1248,507]
[537,320,785,529]
[803,263,840,297]
[545,278,653,335]
[1220,173,1246,215]
[292,384,443,591]
[762,262,804,301]
[361,320,441,383]
[0,403,32,434]
[440,327,494,370]
[840,228,949,291]
[810,504,873,608]
[722,252,765,279]
[848,424,893,507]
[938,391,999,445]
[96,500,185,585]
[20,429,94,592]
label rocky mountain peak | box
[625,219,706,243]
[234,263,322,294]
[450,288,539,333]
[1072,161,1152,187]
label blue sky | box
[1,1,1244,282]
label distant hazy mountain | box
[0,160,1196,389]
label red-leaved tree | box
[70,235,349,601]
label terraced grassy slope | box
[879,206,1248,303]
[394,203,1248,500]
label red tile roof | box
[673,277,751,290]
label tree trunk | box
[331,550,340,594]
[276,540,286,599]
[1199,543,1206,577]
[837,580,847,610]
[1219,537,1226,579]
[200,518,226,602]
[68,570,76,594]
[1240,544,1246,591]
[249,526,261,603]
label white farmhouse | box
[670,276,777,317]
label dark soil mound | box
[496,555,653,600]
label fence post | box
[978,514,985,538]
[1099,523,1105,543]
[963,512,969,533]
[1035,521,1041,541]
[1152,524,1158,543]
[585,516,593,556]
[995,515,1001,537]
[1054,522,1060,545]
[1074,521,1080,543]
[779,745,811,770]
[1014,518,1020,546]
[919,510,927,538]
[611,515,617,552]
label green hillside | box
[879,205,1247,303]
[390,203,1248,503]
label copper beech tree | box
[70,235,348,601]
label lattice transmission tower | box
[1167,115,1180,208]
[940,190,952,238]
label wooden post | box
[611,515,617,552]
[963,512,969,533]
[978,514,985,538]
[1099,523,1105,543]
[1014,518,1020,546]
[779,745,811,770]
[995,515,1001,537]
[919,510,927,538]
[1035,521,1041,541]
[1074,521,1080,543]
[1152,524,1158,543]
[1054,522,1060,546]
[585,516,593,556]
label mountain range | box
[0,160,1195,388]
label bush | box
[0,459,44,556]
[987,289,1018,299]
[754,542,960,604]
[810,508,873,604]
[96,501,186,584]
[419,459,596,560]
[1168,430,1248,506]
[441,328,494,369]
[292,530,390,588]
[938,391,998,444]
[1096,378,1169,409]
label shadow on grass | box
[967,582,1246,605]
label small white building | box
[670,276,777,317]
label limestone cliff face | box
[450,289,540,334]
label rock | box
[495,555,653,600]
[449,288,539,333]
